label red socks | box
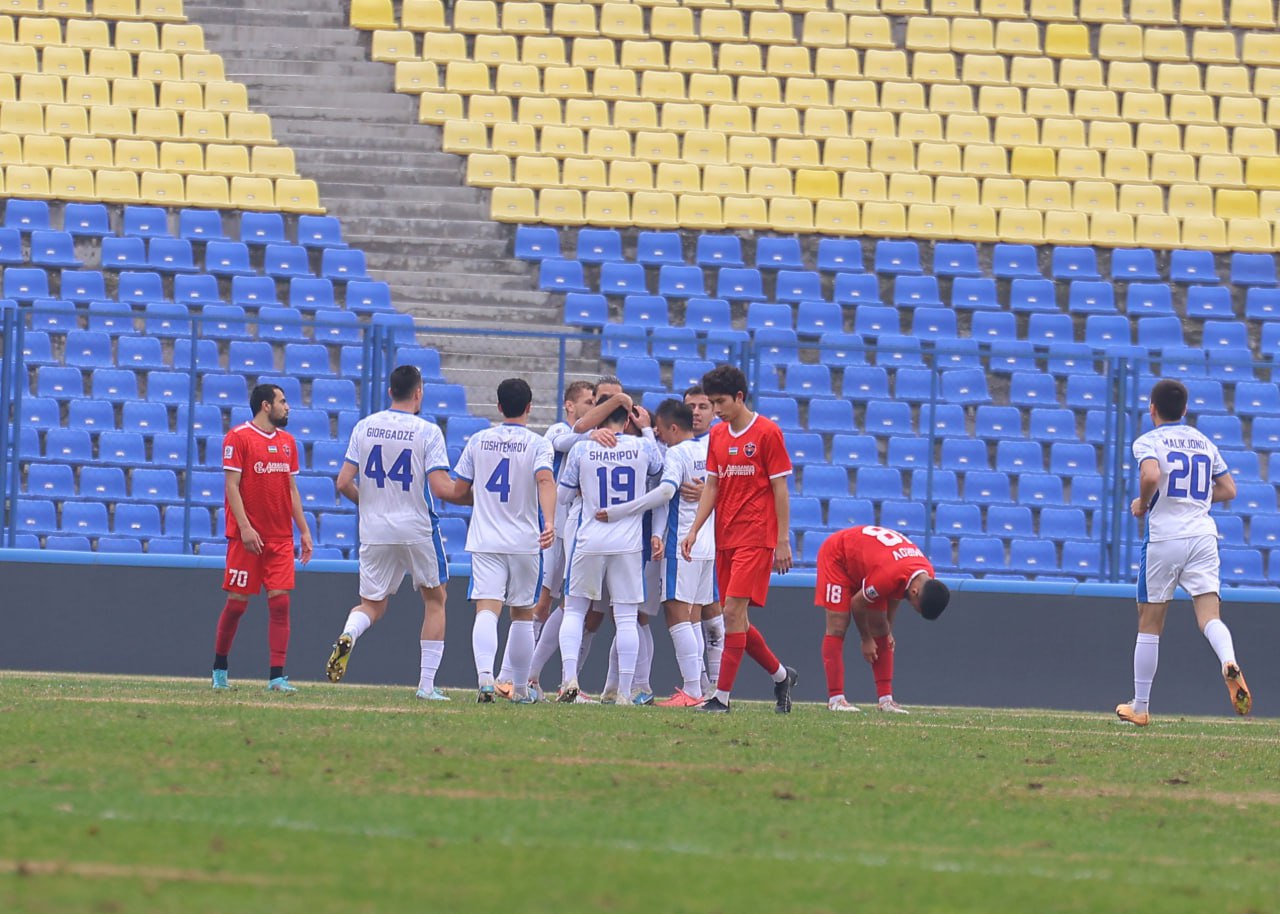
[744,625,781,674]
[873,635,894,699]
[716,631,747,693]
[822,634,845,698]
[214,599,247,656]
[267,594,291,668]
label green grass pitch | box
[2,672,1277,914]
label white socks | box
[342,609,373,643]
[670,621,703,698]
[578,627,596,673]
[419,640,443,694]
[507,620,535,699]
[1202,619,1237,668]
[472,610,499,688]
[703,615,724,684]
[559,596,590,684]
[497,626,515,684]
[770,663,788,683]
[529,605,564,682]
[635,622,653,693]
[1132,632,1159,714]
[613,603,640,701]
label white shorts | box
[640,556,662,616]
[468,551,543,608]
[1139,535,1220,603]
[567,550,645,605]
[661,556,716,606]
[359,541,445,601]
[542,535,567,598]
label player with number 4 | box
[815,526,950,713]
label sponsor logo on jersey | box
[223,445,234,460]
[720,465,757,477]
[865,584,880,600]
[253,461,293,474]
[744,442,757,457]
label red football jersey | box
[824,526,934,610]
[705,413,793,551]
[222,422,299,541]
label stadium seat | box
[321,248,371,282]
[514,226,560,261]
[30,231,83,269]
[206,241,255,277]
[240,212,288,246]
[958,536,1005,574]
[833,273,883,306]
[263,244,313,280]
[1230,253,1277,288]
[974,405,1023,440]
[1009,279,1058,313]
[297,216,346,249]
[1050,246,1102,281]
[1169,249,1219,284]
[64,204,112,238]
[873,240,922,275]
[988,505,1035,538]
[816,239,865,274]
[992,244,1042,279]
[809,397,856,433]
[851,466,902,501]
[3,269,51,302]
[1245,289,1280,322]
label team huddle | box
[207,367,1252,722]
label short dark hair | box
[250,383,282,415]
[596,374,622,389]
[497,378,533,418]
[598,393,630,426]
[701,365,748,400]
[920,579,950,621]
[683,385,706,399]
[565,380,595,402]
[389,365,422,402]
[1150,378,1188,422]
[655,398,694,431]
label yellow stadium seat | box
[765,47,811,79]
[1030,0,1075,18]
[610,160,655,191]
[748,11,794,44]
[687,73,733,104]
[1073,180,1118,213]
[1131,0,1176,23]
[614,100,657,131]
[1169,94,1216,126]
[726,133,771,166]
[92,0,137,16]
[1155,63,1202,94]
[0,44,38,76]
[159,80,202,112]
[702,163,745,195]
[642,70,687,104]
[552,5,598,39]
[473,35,517,66]
[1269,98,1280,128]
[717,43,763,77]
[801,12,847,48]
[421,33,467,64]
[1135,214,1180,247]
[50,165,94,199]
[993,115,1038,146]
[1118,183,1164,214]
[981,177,1025,208]
[275,178,323,214]
[1107,61,1153,92]
[881,0,927,12]
[139,0,184,20]
[668,41,715,74]
[769,197,815,232]
[599,3,646,40]
[441,119,486,154]
[562,157,607,190]
[136,51,182,82]
[541,125,584,157]
[1219,96,1265,128]
[793,168,839,201]
[1051,60,1100,92]
[776,138,821,166]
[946,114,991,144]
[1236,129,1277,158]
[814,199,860,235]
[1135,122,1181,152]
[116,22,160,52]
[1167,183,1213,215]
[871,138,915,173]
[936,176,980,205]
[21,73,63,103]
[1145,29,1189,62]
[1058,148,1102,179]
[1264,192,1280,220]
[1077,89,1123,120]
[45,0,90,15]
[673,193,723,231]
[45,104,87,137]
[737,76,780,107]
[1010,56,1056,89]
[42,46,85,77]
[468,94,512,125]
[495,63,540,97]
[698,9,744,41]
[962,55,1008,86]
[23,135,66,166]
[1217,188,1259,219]
[139,169,184,204]
[1246,158,1280,190]
[1194,31,1239,64]
[814,48,860,81]
[518,97,563,128]
[5,164,50,197]
[227,112,274,145]
[656,161,701,193]
[882,82,927,114]
[88,104,131,137]
[682,129,726,163]
[1151,152,1197,184]
[95,168,139,203]
[1120,92,1167,124]
[850,110,893,140]
[906,17,951,52]
[861,201,908,236]
[1251,68,1280,100]
[65,18,109,49]
[503,2,547,35]
[454,0,501,34]
[18,16,61,47]
[950,19,994,53]
[847,16,893,50]
[250,145,294,178]
[544,66,591,99]
[706,103,752,135]
[1044,210,1089,245]
[521,36,565,68]
[1079,0,1125,20]
[1090,212,1135,245]
[586,127,630,160]
[395,61,439,94]
[155,140,198,172]
[113,77,155,108]
[1185,125,1229,154]
[593,67,639,101]
[512,154,557,188]
[889,172,934,203]
[67,137,112,168]
[1181,215,1228,250]
[620,40,666,71]
[785,77,830,109]
[863,49,909,82]
[977,85,1024,116]
[490,186,536,223]
[843,171,887,202]
[185,174,230,207]
[584,190,630,227]
[87,48,131,79]
[994,22,1040,55]
[402,0,446,31]
[917,142,961,174]
[747,165,791,197]
[1231,0,1275,26]
[417,92,464,124]
[1104,147,1149,182]
[833,79,878,111]
[650,7,695,41]
[371,30,416,62]
[1097,25,1143,61]
[823,138,868,170]
[182,110,226,141]
[934,0,978,14]
[906,203,951,238]
[1227,218,1272,252]
[1025,87,1070,118]
[1011,145,1056,179]
[1200,154,1245,187]
[912,52,959,84]
[800,107,845,140]
[630,191,678,229]
[980,0,1027,15]
[661,102,704,132]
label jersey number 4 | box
[364,445,413,491]
[485,458,511,503]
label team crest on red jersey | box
[744,442,757,457]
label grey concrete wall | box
[1,557,1276,718]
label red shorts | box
[224,539,295,595]
[814,542,887,613]
[716,546,774,608]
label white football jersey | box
[344,409,449,545]
[1132,423,1229,542]
[455,422,555,554]
[545,420,583,532]
[660,438,715,561]
[561,436,663,555]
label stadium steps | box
[182,0,575,423]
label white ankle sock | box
[703,616,724,684]
[613,604,640,699]
[771,663,787,683]
[507,620,534,698]
[472,610,499,688]
[635,622,653,692]
[670,622,703,697]
[1202,619,1237,668]
[419,640,443,693]
[529,606,563,682]
[497,624,515,683]
[343,610,373,643]
[558,596,589,684]
[1133,632,1159,714]
[577,628,596,673]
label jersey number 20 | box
[365,445,413,491]
[1167,451,1211,500]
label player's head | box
[251,383,288,428]
[388,365,424,412]
[1150,379,1189,424]
[497,377,533,419]
[563,380,595,422]
[595,374,623,398]
[906,573,950,620]
[653,398,694,445]
[599,393,630,429]
[700,365,749,421]
[684,385,714,435]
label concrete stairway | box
[182,0,599,422]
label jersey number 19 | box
[596,466,636,506]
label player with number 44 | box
[815,526,951,713]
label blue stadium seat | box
[974,405,1022,439]
[226,277,277,310]
[756,395,800,431]
[1064,374,1109,410]
[910,307,956,340]
[1067,281,1116,314]
[1214,514,1245,546]
[289,278,336,311]
[119,271,167,305]
[436,517,467,554]
[1202,320,1249,349]
[202,373,247,407]
[319,513,358,549]
[177,208,229,242]
[620,295,668,328]
[1051,246,1101,281]
[937,503,983,538]
[853,466,902,500]
[875,335,923,368]
[395,347,443,382]
[297,215,346,249]
[44,428,92,462]
[257,306,308,344]
[657,264,706,298]
[951,277,999,311]
[27,464,75,500]
[92,368,139,402]
[1236,382,1280,417]
[1008,371,1058,407]
[63,330,112,369]
[676,299,726,335]
[287,408,330,443]
[1231,484,1278,515]
[1017,473,1064,506]
[841,366,890,400]
[816,332,865,368]
[695,234,744,267]
[258,376,302,407]
[893,368,935,402]
[816,238,864,273]
[338,347,365,380]
[922,403,965,439]
[148,237,197,274]
[1169,249,1219,284]
[310,440,348,475]
[140,302,189,338]
[314,312,361,346]
[1158,346,1207,378]
[829,434,878,467]
[1125,283,1174,317]
[346,280,394,313]
[796,301,842,337]
[36,365,84,400]
[0,227,22,263]
[631,231,681,267]
[783,364,832,398]
[892,275,942,308]
[886,436,928,469]
[925,537,956,573]
[859,399,908,436]
[852,305,898,338]
[99,237,148,272]
[172,338,220,373]
[716,267,766,301]
[756,237,804,270]
[321,248,371,282]
[1069,476,1103,512]
[804,397,851,433]
[226,340,275,374]
[538,258,587,292]
[240,212,288,246]
[799,466,851,501]
[966,312,1014,346]
[1220,548,1266,586]
[1248,514,1280,550]
[1039,506,1088,541]
[186,471,224,506]
[121,401,170,436]
[561,292,606,328]
[958,536,1005,574]
[1042,342,1092,377]
[932,242,981,277]
[122,206,170,239]
[30,230,82,268]
[648,328,698,362]
[3,268,51,301]
[261,243,311,280]
[312,379,358,413]
[746,302,792,332]
[1010,538,1059,574]
[965,471,1013,505]
[787,432,825,467]
[80,466,128,500]
[995,440,1043,473]
[602,262,650,297]
[940,438,989,472]
[444,416,491,451]
[283,344,334,378]
[114,503,163,539]
[833,272,882,305]
[96,536,143,553]
[992,243,1041,279]
[1245,288,1280,322]
[988,505,1034,538]
[1025,313,1074,347]
[881,499,926,534]
[199,540,228,557]
[671,357,712,389]
[1028,408,1079,442]
[1206,347,1255,383]
[1222,450,1260,483]
[1110,248,1160,281]
[1136,316,1184,350]
[421,383,469,417]
[574,228,622,264]
[1009,278,1058,313]
[27,300,76,336]
[62,502,110,536]
[1182,285,1233,320]
[754,328,799,365]
[601,324,646,360]
[17,397,58,433]
[150,433,190,468]
[514,225,560,261]
[1084,314,1131,350]
[790,496,824,530]
[1195,415,1244,448]
[940,367,991,404]
[774,273,823,307]
[64,203,112,237]
[5,199,51,231]
[615,356,663,391]
[828,497,874,528]
[170,274,223,307]
[873,240,921,275]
